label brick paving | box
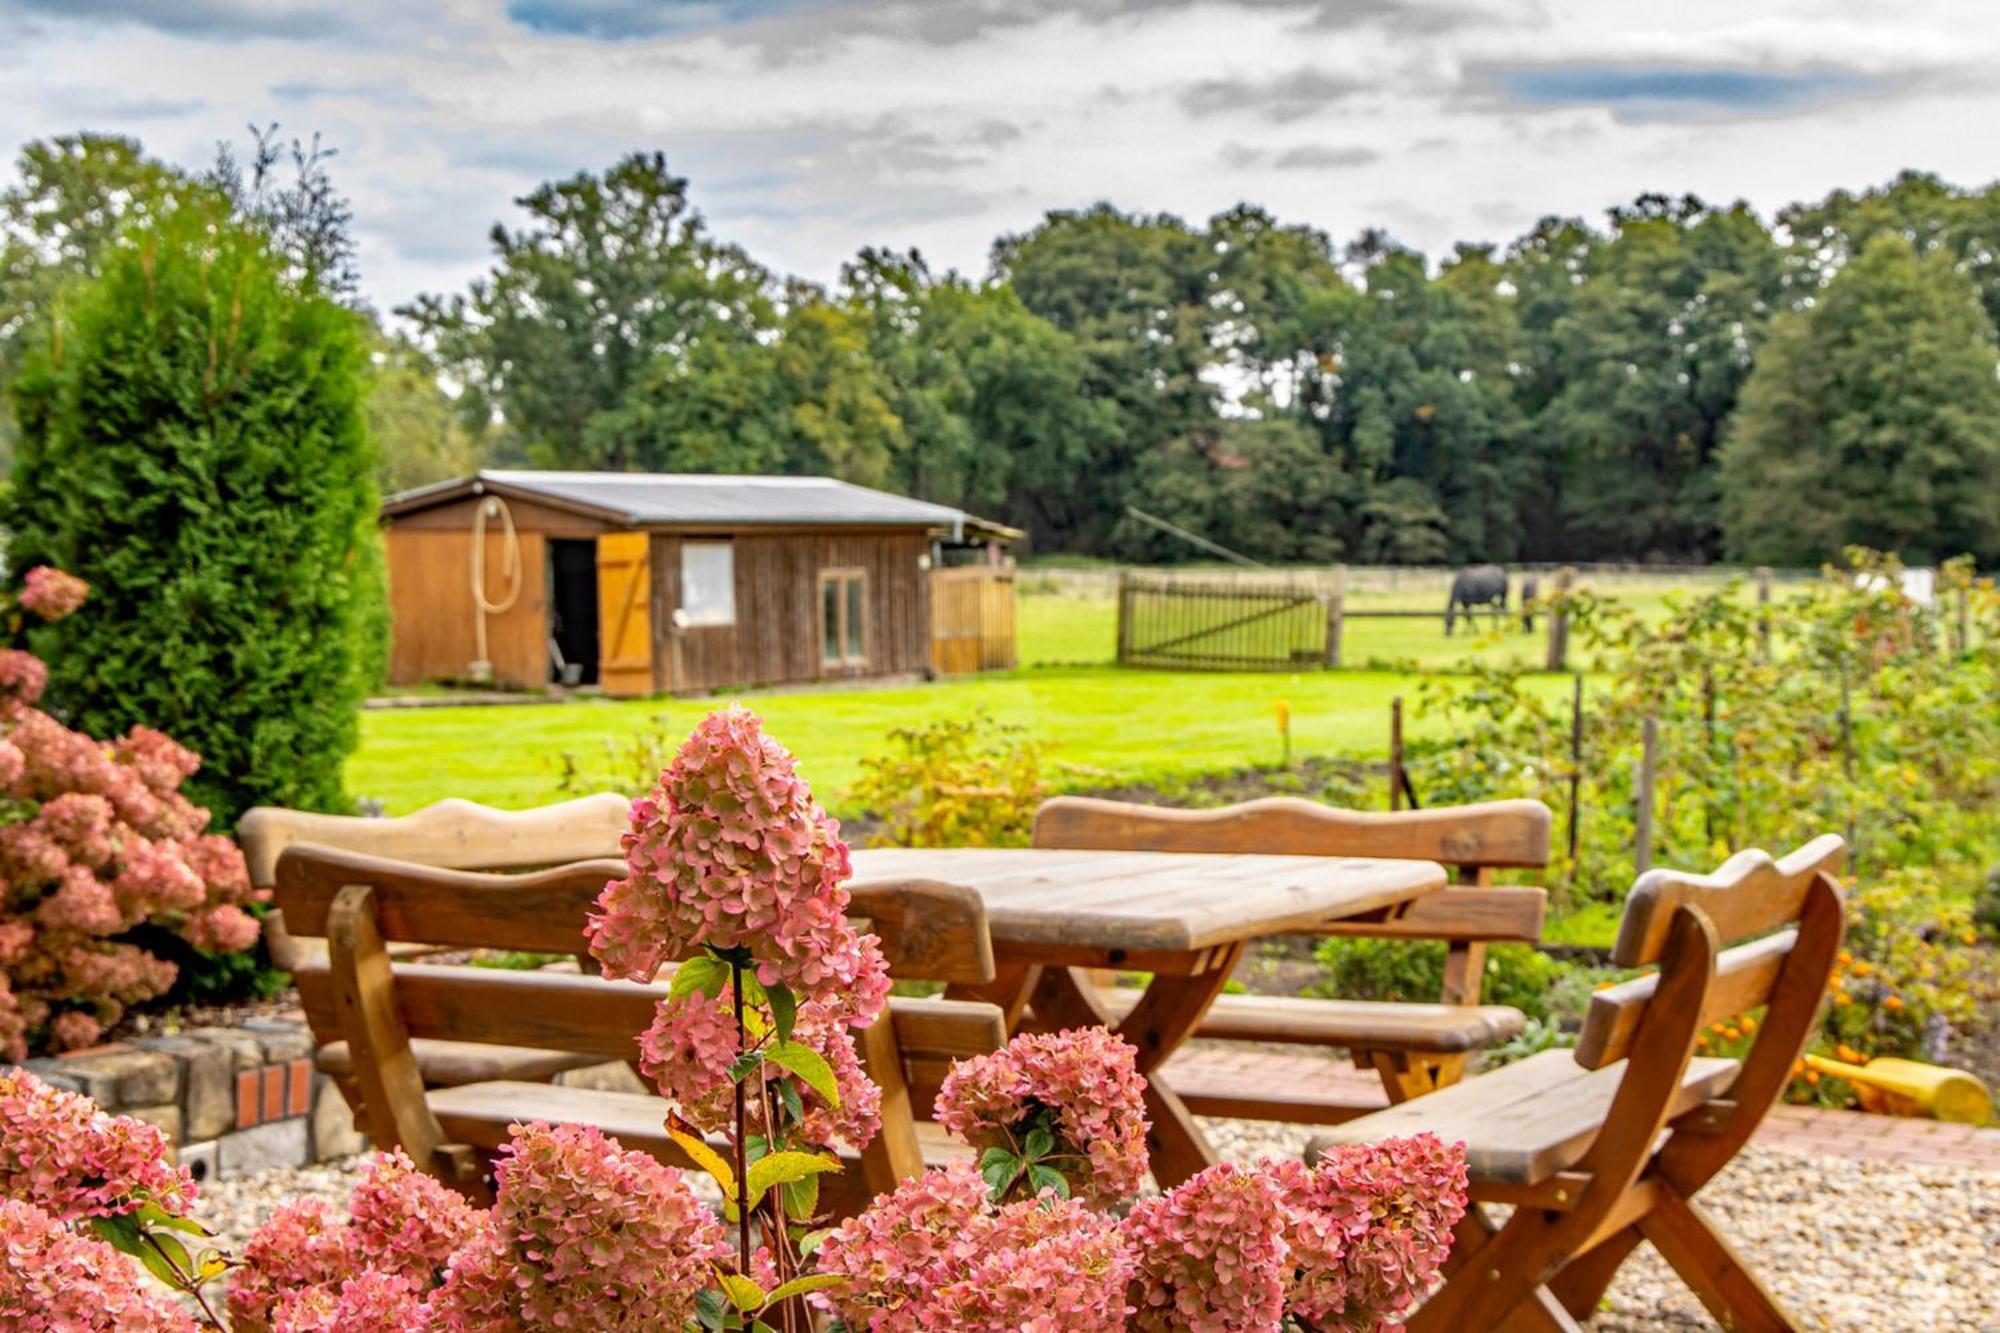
[1166,1044,2000,1170]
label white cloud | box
[0,0,1994,315]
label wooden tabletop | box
[848,847,1446,954]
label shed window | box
[680,542,736,627]
[820,568,866,666]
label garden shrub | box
[847,709,1051,847]
[1307,937,1579,1024]
[4,202,384,828]
[0,569,257,1057]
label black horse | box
[1445,564,1508,636]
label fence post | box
[1634,715,1658,875]
[1956,572,1972,656]
[1545,566,1576,672]
[1389,696,1404,812]
[1115,570,1133,666]
[1566,673,1583,871]
[1755,566,1772,658]
[1323,564,1346,669]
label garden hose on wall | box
[469,494,522,681]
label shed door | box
[596,532,654,697]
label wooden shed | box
[380,471,1020,697]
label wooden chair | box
[273,845,1005,1215]
[1032,795,1551,1116]
[238,795,632,1103]
[1310,835,1846,1332]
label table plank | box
[849,848,1445,953]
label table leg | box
[1031,944,1244,1189]
[945,961,1042,1032]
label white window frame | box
[679,542,737,627]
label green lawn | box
[348,666,1563,816]
[348,568,1763,816]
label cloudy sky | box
[1,0,1993,313]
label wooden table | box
[849,847,1447,1186]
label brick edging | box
[7,1012,363,1180]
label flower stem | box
[731,958,752,1273]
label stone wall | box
[11,1011,364,1182]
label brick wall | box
[11,1013,364,1181]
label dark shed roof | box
[382,471,1021,542]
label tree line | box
[4,134,1999,567]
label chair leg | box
[1638,1186,1797,1333]
[1547,1226,1641,1318]
[1405,1206,1580,1333]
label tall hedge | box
[5,207,382,824]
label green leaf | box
[775,1078,804,1126]
[86,1213,144,1258]
[135,1202,210,1238]
[980,1147,1021,1196]
[780,1171,820,1222]
[719,1271,766,1313]
[745,1150,841,1208]
[137,1231,193,1289]
[670,955,731,1004]
[764,1039,839,1107]
[729,1047,764,1083]
[693,1286,731,1330]
[796,1227,834,1259]
[764,1274,847,1304]
[1026,1163,1070,1198]
[1023,1126,1054,1161]
[765,982,797,1042]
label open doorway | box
[547,538,600,685]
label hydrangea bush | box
[0,567,257,1057]
[0,704,1469,1331]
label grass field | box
[346,566,1778,816]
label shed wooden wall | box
[383,495,606,688]
[654,530,931,693]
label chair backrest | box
[1032,795,1550,1007]
[1567,835,1846,1193]
[273,845,1003,1198]
[238,794,632,888]
[239,794,632,968]
[1033,795,1552,884]
[1575,834,1847,1069]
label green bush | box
[846,711,1050,848]
[1306,937,1579,1024]
[5,205,383,826]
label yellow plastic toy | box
[1803,1053,1994,1123]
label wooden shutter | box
[595,532,654,697]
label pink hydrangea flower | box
[814,1162,1134,1332]
[1123,1161,1289,1332]
[274,1270,431,1332]
[1270,1136,1469,1330]
[18,566,90,621]
[0,977,26,1063]
[0,1197,197,1333]
[911,1193,1134,1332]
[347,1149,480,1287]
[0,1068,195,1221]
[49,1009,103,1051]
[812,1162,996,1330]
[229,1199,357,1333]
[184,903,261,954]
[37,866,124,933]
[587,705,890,1027]
[429,1121,728,1332]
[0,648,49,710]
[936,1026,1151,1206]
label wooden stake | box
[1324,564,1346,669]
[1546,567,1576,672]
[1567,674,1584,869]
[1635,716,1658,874]
[1389,696,1405,812]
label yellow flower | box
[1740,1015,1758,1033]
[1882,995,1905,1012]
[1724,1027,1743,1042]
[1850,961,1872,979]
[1805,1070,1821,1086]
[1962,931,1980,946]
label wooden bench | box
[238,795,632,1105]
[1311,834,1846,1332]
[1031,795,1551,1117]
[273,845,1007,1216]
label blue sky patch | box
[1479,62,1882,122]
[505,0,838,39]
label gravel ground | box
[192,1130,2000,1331]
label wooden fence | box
[1116,573,1335,671]
[930,565,1017,674]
